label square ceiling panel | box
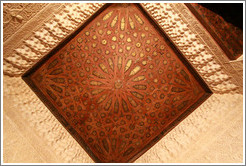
[22,3,212,163]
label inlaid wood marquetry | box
[22,3,212,163]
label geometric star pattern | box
[23,3,211,163]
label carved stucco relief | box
[3,3,48,42]
[3,3,243,94]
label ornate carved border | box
[141,3,242,94]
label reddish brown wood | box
[22,4,212,163]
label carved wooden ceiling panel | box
[22,4,212,163]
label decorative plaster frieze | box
[3,3,48,42]
[141,3,242,94]
[3,3,104,76]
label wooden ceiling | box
[22,3,212,163]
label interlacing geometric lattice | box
[26,3,210,162]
